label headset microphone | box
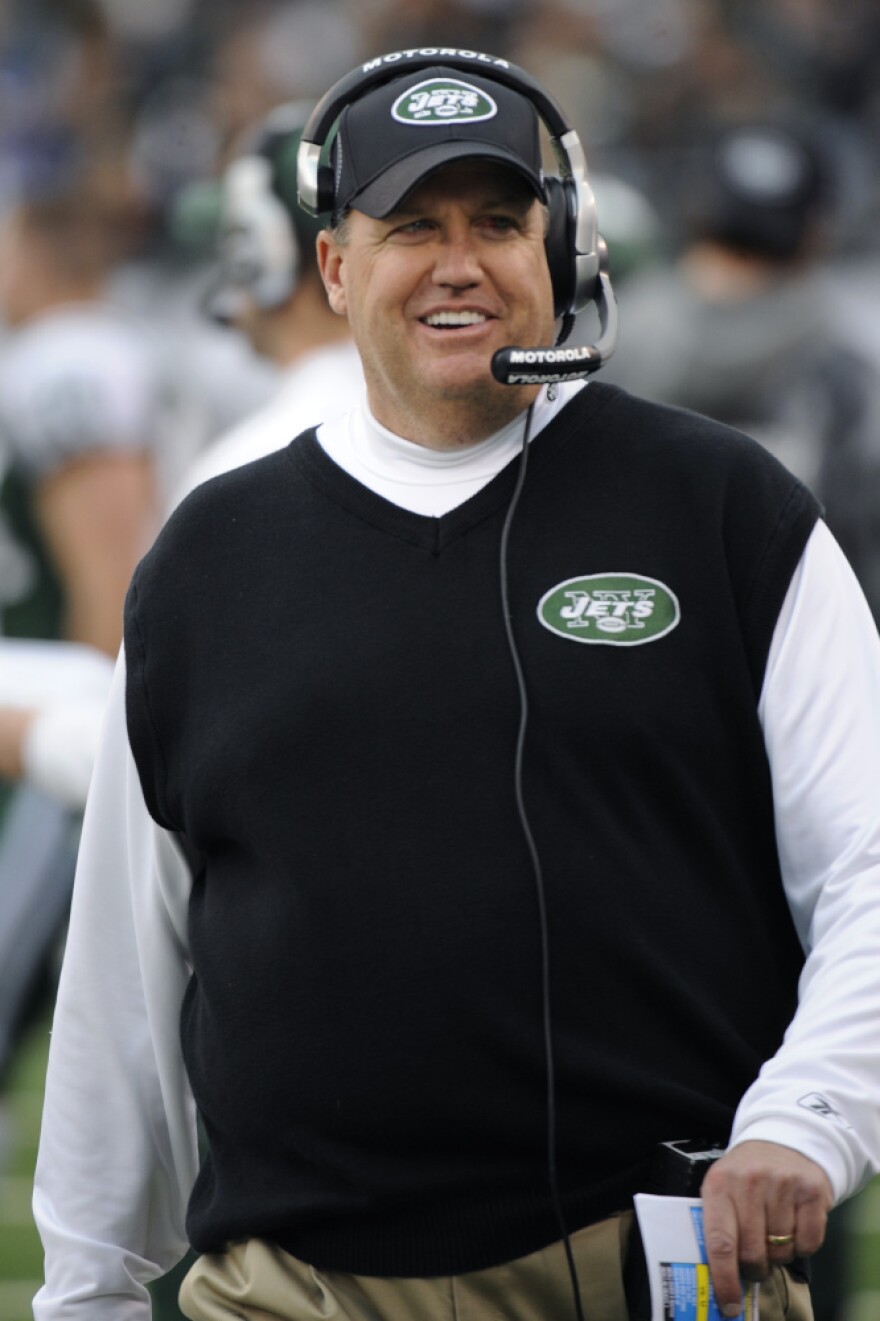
[492,247,618,386]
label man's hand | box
[700,1140,833,1318]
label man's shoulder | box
[0,302,159,473]
[148,424,332,585]
[0,303,154,399]
[556,381,820,550]
[172,399,307,506]
[575,380,808,473]
[170,439,304,531]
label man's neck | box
[367,383,542,452]
[275,279,353,367]
[10,280,103,328]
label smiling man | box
[32,51,880,1321]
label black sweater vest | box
[125,383,819,1275]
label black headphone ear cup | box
[543,176,576,320]
[316,162,336,215]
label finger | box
[766,1163,830,1262]
[700,1187,749,1318]
[764,1183,796,1266]
[765,1230,797,1265]
[715,1172,769,1285]
[792,1191,830,1258]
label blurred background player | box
[604,116,880,622]
[173,103,362,505]
[0,175,160,1176]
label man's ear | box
[317,230,348,317]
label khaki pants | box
[179,1215,812,1321]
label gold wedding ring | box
[766,1233,796,1247]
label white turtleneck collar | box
[317,379,586,517]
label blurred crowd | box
[0,1,873,462]
[0,0,878,493]
[0,1,879,1316]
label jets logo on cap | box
[538,574,681,646]
[392,79,498,126]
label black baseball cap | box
[331,65,546,219]
[686,121,827,259]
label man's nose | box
[430,229,482,287]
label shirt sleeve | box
[731,520,880,1203]
[32,648,198,1321]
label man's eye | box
[393,219,433,237]
[480,215,518,233]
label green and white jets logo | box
[391,78,498,125]
[538,573,680,646]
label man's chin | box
[426,363,508,401]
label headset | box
[207,102,321,324]
[296,49,617,383]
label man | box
[33,50,880,1321]
[173,103,362,504]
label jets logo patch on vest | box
[538,574,680,646]
[391,79,498,125]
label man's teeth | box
[423,311,487,327]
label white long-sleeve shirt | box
[33,385,880,1318]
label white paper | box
[634,1194,759,1321]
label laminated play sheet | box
[634,1194,759,1321]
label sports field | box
[3,1012,879,1321]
